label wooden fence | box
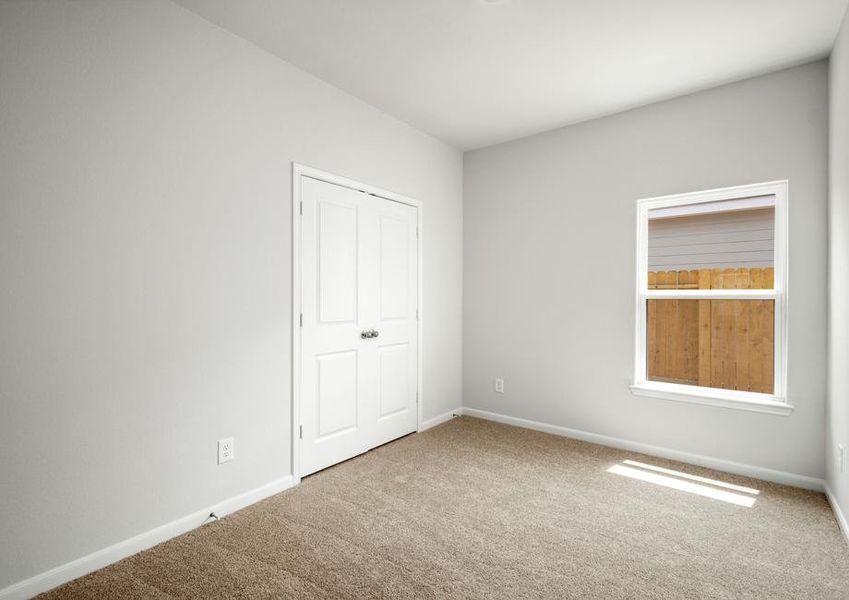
[647,267,774,394]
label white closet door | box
[367,192,419,447]
[300,176,418,476]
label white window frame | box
[630,180,791,416]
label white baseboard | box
[4,407,841,598]
[419,407,462,432]
[0,475,297,600]
[459,407,825,491]
[824,483,849,546]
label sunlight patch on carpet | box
[608,462,758,507]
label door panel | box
[379,215,409,320]
[317,201,358,324]
[378,343,409,418]
[315,351,358,439]
[300,176,418,476]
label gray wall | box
[464,62,828,478]
[0,0,462,589]
[828,9,849,525]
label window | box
[630,181,790,415]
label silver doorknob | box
[360,329,379,339]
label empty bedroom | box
[2,1,849,598]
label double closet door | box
[299,176,419,476]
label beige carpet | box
[41,416,849,599]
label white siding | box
[648,207,774,271]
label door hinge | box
[416,308,419,320]
[416,392,419,404]
[299,201,303,216]
[299,313,303,327]
[299,425,303,439]
[416,225,419,238]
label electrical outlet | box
[494,378,504,394]
[218,437,234,464]
[839,444,845,474]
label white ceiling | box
[175,0,849,150]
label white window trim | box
[631,180,791,416]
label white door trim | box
[291,163,423,482]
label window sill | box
[629,382,793,416]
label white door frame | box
[291,163,423,482]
